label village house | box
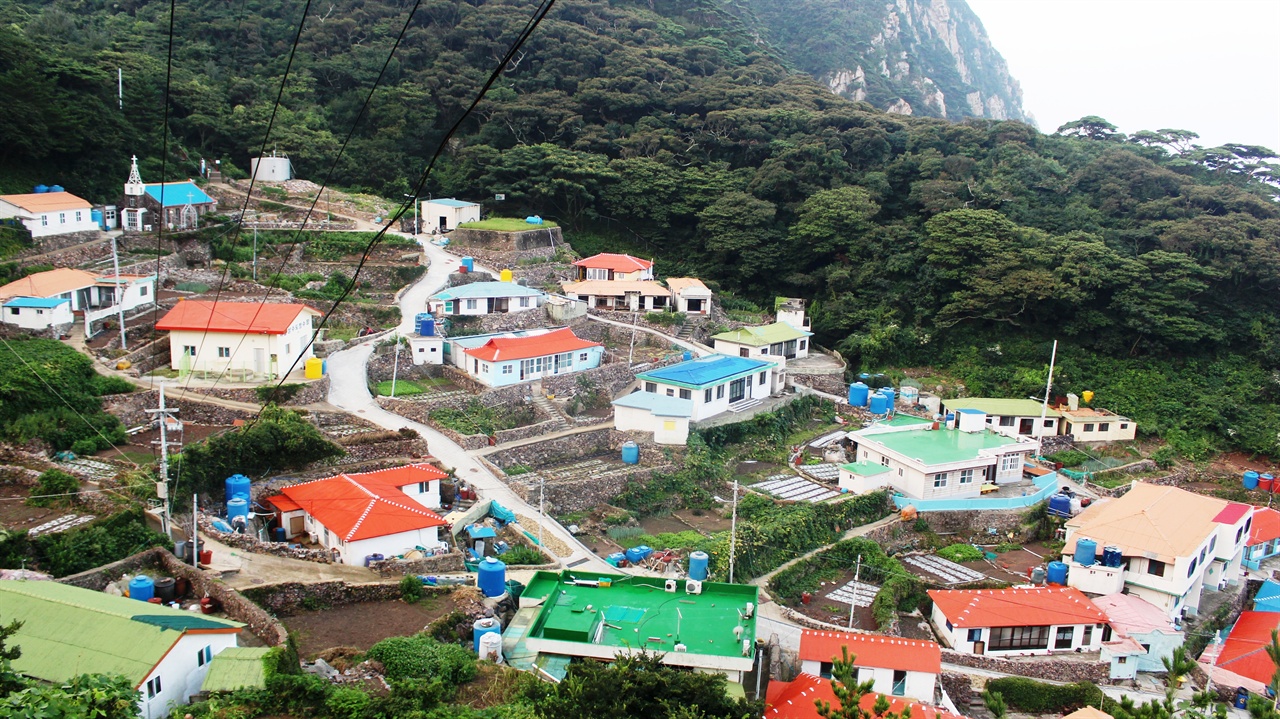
[1059,406,1137,443]
[120,156,216,232]
[764,673,970,719]
[428,281,546,316]
[929,586,1107,657]
[798,630,940,702]
[711,321,813,390]
[0,580,244,719]
[633,354,775,421]
[457,326,603,387]
[0,267,156,332]
[1244,507,1280,571]
[1202,611,1280,696]
[0,190,99,238]
[1091,592,1184,679]
[611,391,693,445]
[560,279,674,312]
[265,464,449,563]
[422,198,480,232]
[155,300,321,380]
[666,277,713,314]
[839,411,1037,500]
[939,398,1061,439]
[572,252,654,281]
[1062,482,1251,619]
[774,297,812,330]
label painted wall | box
[1064,418,1137,443]
[409,336,445,365]
[675,288,714,314]
[167,315,314,379]
[0,200,99,238]
[799,660,935,702]
[422,202,479,232]
[932,603,1103,657]
[641,370,772,422]
[613,404,690,445]
[2,302,74,329]
[303,512,443,564]
[138,632,239,719]
[978,413,1061,439]
[568,291,669,312]
[430,293,541,316]
[848,442,1026,501]
[837,467,893,495]
[464,345,604,387]
[85,278,156,326]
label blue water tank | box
[461,257,475,272]
[273,527,286,542]
[682,350,693,361]
[49,185,64,193]
[416,313,436,336]
[1047,494,1073,518]
[477,557,507,597]
[621,441,640,465]
[33,184,48,194]
[1245,470,1261,490]
[525,216,543,225]
[225,474,251,502]
[472,617,501,651]
[91,209,103,228]
[1102,546,1123,568]
[848,382,869,407]
[129,575,155,602]
[1074,538,1097,566]
[626,545,653,564]
[1046,561,1068,586]
[858,373,871,382]
[606,552,626,567]
[688,550,709,581]
[880,388,896,407]
[868,393,889,415]
[227,497,249,521]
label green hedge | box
[937,544,983,563]
[983,678,1105,714]
[697,394,834,448]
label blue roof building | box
[3,297,71,309]
[634,354,776,422]
[429,281,546,316]
[430,198,479,208]
[144,181,214,208]
[119,155,218,232]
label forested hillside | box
[1,0,1278,456]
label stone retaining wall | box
[1086,466,1188,497]
[791,373,847,397]
[505,462,672,515]
[367,350,436,383]
[101,389,256,428]
[447,226,562,252]
[1038,434,1076,456]
[120,337,171,376]
[184,376,328,406]
[488,428,665,469]
[940,649,1110,683]
[939,672,974,710]
[369,550,467,578]
[493,420,563,445]
[239,579,454,616]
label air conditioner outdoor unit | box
[308,532,319,544]
[665,579,678,593]
[686,580,703,595]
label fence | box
[892,471,1059,512]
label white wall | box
[85,278,156,326]
[344,528,443,564]
[1065,562,1126,595]
[138,632,239,719]
[642,371,771,422]
[430,293,541,316]
[932,604,1103,657]
[837,467,893,494]
[2,302,74,329]
[982,414,1060,439]
[613,405,689,445]
[409,336,445,365]
[423,202,480,232]
[0,199,100,239]
[849,443,1007,500]
[798,661,935,702]
[1065,418,1137,442]
[712,339,783,368]
[168,316,314,379]
[398,479,442,510]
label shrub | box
[1151,445,1177,469]
[983,678,1104,714]
[365,635,477,683]
[27,469,79,507]
[31,509,171,577]
[503,545,548,565]
[504,464,532,476]
[645,311,683,326]
[325,687,371,719]
[1046,449,1090,467]
[256,383,304,404]
[399,574,423,603]
[938,544,984,563]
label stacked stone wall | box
[940,650,1109,683]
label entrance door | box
[973,641,985,655]
[739,348,750,358]
[439,216,448,231]
[687,298,703,313]
[1019,418,1034,435]
[253,348,265,375]
[729,378,746,403]
[288,515,304,536]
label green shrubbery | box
[428,401,535,437]
[502,545,548,565]
[937,544,984,563]
[767,537,924,629]
[26,469,79,508]
[28,509,171,577]
[644,311,683,327]
[399,575,424,603]
[983,677,1104,714]
[0,339,130,454]
[1045,449,1090,468]
[365,635,477,683]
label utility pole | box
[390,333,401,398]
[1036,340,1058,459]
[117,68,122,110]
[191,493,198,569]
[252,227,258,281]
[110,235,127,350]
[145,385,180,539]
[539,476,545,550]
[729,479,739,584]
[628,312,638,366]
[847,554,862,629]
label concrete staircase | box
[675,321,695,341]
[728,397,763,413]
[532,394,571,430]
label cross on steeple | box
[124,155,145,196]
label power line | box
[252,0,561,416]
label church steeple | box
[124,155,145,196]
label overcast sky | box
[965,0,1280,153]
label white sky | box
[965,0,1280,152]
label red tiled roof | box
[928,587,1107,628]
[799,630,940,674]
[1250,507,1280,546]
[764,674,969,719]
[572,253,653,272]
[1214,502,1252,524]
[156,300,319,334]
[1215,611,1280,685]
[463,327,601,363]
[266,494,302,513]
[278,463,448,542]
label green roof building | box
[941,398,1062,439]
[711,322,812,362]
[201,647,271,693]
[0,580,243,718]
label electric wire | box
[251,0,560,416]
[147,0,179,468]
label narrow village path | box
[750,513,902,589]
[585,312,714,358]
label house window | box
[799,340,807,350]
[819,661,833,679]
[1083,424,1095,432]
[679,389,691,400]
[880,456,890,467]
[58,213,66,224]
[465,299,477,310]
[40,215,48,226]
[197,645,212,666]
[999,416,1014,427]
[146,676,162,699]
[217,347,231,358]
[1001,455,1021,473]
[75,210,83,222]
[990,626,1049,651]
[1083,625,1093,645]
[645,382,657,393]
[1120,423,1129,429]
[1148,559,1166,577]
[933,473,948,488]
[891,669,906,696]
[579,352,588,362]
[1236,527,1244,543]
[444,301,453,313]
[758,371,767,386]
[140,285,148,296]
[502,365,512,374]
[1187,558,1197,577]
[666,389,675,397]
[1200,547,1207,563]
[417,482,430,493]
[716,385,725,399]
[967,628,983,642]
[285,343,291,354]
[1210,535,1217,552]
[1044,419,1055,427]
[322,528,330,544]
[6,308,16,315]
[481,364,489,373]
[1097,423,1109,432]
[760,347,768,355]
[519,297,529,307]
[959,469,974,485]
[1055,626,1075,649]
[35,309,42,315]
[704,389,712,402]
[1117,656,1127,664]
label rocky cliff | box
[736,0,1028,122]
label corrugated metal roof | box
[942,398,1061,417]
[156,300,319,334]
[3,297,70,308]
[798,630,940,673]
[144,181,214,207]
[636,354,773,389]
[1063,483,1245,562]
[201,647,270,692]
[928,587,1107,628]
[426,198,478,208]
[611,390,694,418]
[712,321,812,347]
[430,281,545,301]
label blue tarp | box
[466,524,497,539]
[1256,580,1280,612]
[489,501,517,524]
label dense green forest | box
[1,0,1278,456]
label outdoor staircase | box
[675,321,695,341]
[728,397,763,413]
[532,394,572,431]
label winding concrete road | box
[323,237,613,574]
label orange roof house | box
[457,327,604,387]
[798,630,940,701]
[0,191,100,238]
[764,673,971,719]
[929,587,1108,657]
[1203,611,1280,693]
[0,267,100,300]
[0,192,92,214]
[156,300,320,335]
[572,252,654,279]
[463,327,601,363]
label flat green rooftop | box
[858,427,1023,466]
[885,414,931,427]
[943,398,1061,417]
[522,570,758,660]
[841,460,891,476]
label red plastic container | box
[801,592,812,605]
[198,549,213,565]
[1260,476,1275,492]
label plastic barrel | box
[273,527,286,542]
[880,388,896,407]
[688,550,709,581]
[1074,538,1097,566]
[472,617,501,652]
[868,393,888,415]
[1048,494,1072,518]
[49,185,63,193]
[461,257,475,272]
[33,184,48,194]
[847,382,869,407]
[174,540,188,560]
[607,552,626,567]
[227,497,249,522]
[500,269,513,283]
[1245,470,1261,490]
[1030,566,1046,584]
[625,547,647,564]
[129,576,155,602]
[154,577,176,603]
[225,474,251,502]
[1046,561,1069,586]
[1262,474,1276,492]
[478,630,504,663]
[682,350,692,361]
[305,357,324,379]
[1103,546,1123,568]
[477,557,507,597]
[621,441,640,465]
[364,553,384,567]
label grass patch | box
[376,379,427,397]
[938,544,984,563]
[428,400,536,436]
[174,281,210,293]
[458,217,559,232]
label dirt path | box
[200,534,383,589]
[751,513,902,588]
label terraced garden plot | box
[800,463,841,482]
[825,580,879,607]
[29,514,95,537]
[904,554,987,585]
[57,457,120,481]
[753,474,839,503]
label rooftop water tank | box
[621,441,640,465]
[416,313,436,337]
[1030,566,1047,584]
[879,388,896,408]
[49,185,64,193]
[682,350,693,361]
[477,557,507,598]
[461,257,475,272]
[472,616,501,652]
[1046,561,1068,586]
[847,382,869,407]
[1245,470,1261,490]
[33,185,48,194]
[868,393,889,415]
[153,577,176,603]
[626,545,653,564]
[129,575,155,602]
[606,552,626,567]
[1074,538,1097,567]
[525,216,543,225]
[688,550,709,581]
[225,474,251,502]
[227,497,249,522]
[1102,546,1123,568]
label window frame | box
[989,625,1049,651]
[1055,626,1075,650]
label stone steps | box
[531,395,571,430]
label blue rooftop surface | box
[636,354,773,389]
[956,408,985,415]
[145,181,214,208]
[466,525,497,539]
[431,282,545,301]
[429,198,478,208]
[611,390,693,418]
[4,297,70,308]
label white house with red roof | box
[265,464,448,563]
[455,326,603,387]
[573,253,654,281]
[156,300,321,380]
[1244,506,1280,571]
[764,673,971,719]
[929,587,1107,657]
[798,630,940,702]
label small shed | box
[423,198,480,232]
